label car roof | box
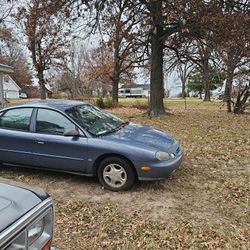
[5,99,87,112]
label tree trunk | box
[181,79,186,98]
[203,58,210,101]
[111,22,122,107]
[178,64,190,99]
[199,91,202,99]
[0,74,4,107]
[112,76,119,106]
[225,72,233,112]
[72,77,77,99]
[112,52,120,106]
[148,0,165,116]
[38,71,46,100]
[233,83,250,114]
[186,85,190,97]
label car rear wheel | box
[97,157,136,191]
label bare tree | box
[176,62,194,98]
[17,0,71,99]
[97,0,145,105]
[0,0,15,24]
[214,5,250,112]
[165,52,194,98]
[233,77,250,114]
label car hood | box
[0,183,42,232]
[103,123,175,151]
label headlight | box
[28,209,53,250]
[28,218,44,245]
[5,209,53,250]
[5,231,26,250]
[155,151,170,161]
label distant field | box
[119,97,223,109]
[1,98,249,249]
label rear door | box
[0,108,34,166]
[32,108,88,172]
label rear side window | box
[0,108,33,131]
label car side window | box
[0,108,33,132]
[36,109,76,135]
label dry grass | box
[1,99,249,249]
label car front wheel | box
[97,157,136,191]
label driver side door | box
[32,108,88,173]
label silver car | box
[0,180,59,250]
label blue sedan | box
[0,100,183,191]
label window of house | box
[4,76,9,83]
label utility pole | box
[0,64,14,108]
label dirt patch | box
[0,167,176,221]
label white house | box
[3,75,21,99]
[0,64,14,106]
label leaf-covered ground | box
[1,99,249,249]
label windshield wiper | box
[115,121,129,131]
[98,121,129,137]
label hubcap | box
[103,163,127,188]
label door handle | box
[35,140,45,145]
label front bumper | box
[133,152,184,181]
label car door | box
[0,108,34,166]
[32,108,88,172]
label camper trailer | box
[118,84,150,98]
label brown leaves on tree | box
[16,0,72,99]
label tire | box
[97,157,136,191]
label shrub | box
[131,99,148,110]
[104,97,113,108]
[95,97,105,108]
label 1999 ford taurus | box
[0,100,183,191]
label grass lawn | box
[1,98,249,249]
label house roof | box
[3,75,21,91]
[45,84,53,93]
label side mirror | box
[63,129,80,137]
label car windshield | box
[66,104,126,136]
